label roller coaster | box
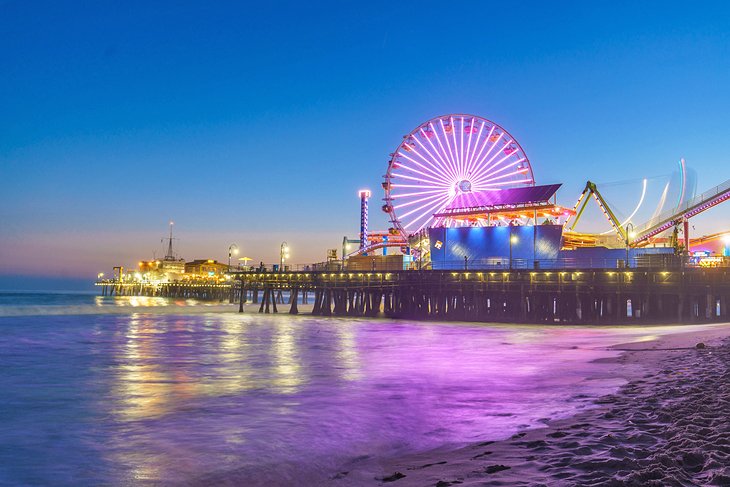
[346,113,730,266]
[563,176,730,252]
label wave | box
[0,295,241,317]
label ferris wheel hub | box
[457,180,472,193]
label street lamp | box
[280,242,289,272]
[721,234,730,259]
[228,243,239,271]
[509,234,519,270]
[625,223,635,269]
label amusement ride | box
[345,113,730,269]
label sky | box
[2,1,730,288]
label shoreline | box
[340,324,730,486]
[0,301,316,317]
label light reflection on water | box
[0,306,713,486]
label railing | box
[421,255,730,270]
[633,178,730,241]
[97,255,730,288]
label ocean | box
[0,291,682,485]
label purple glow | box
[9,308,689,485]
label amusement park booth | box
[428,226,676,270]
[429,225,563,270]
[428,184,567,270]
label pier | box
[227,268,730,324]
[96,266,730,324]
[96,280,232,301]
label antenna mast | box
[165,220,175,260]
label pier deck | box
[97,268,730,324]
[233,268,729,324]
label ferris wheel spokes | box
[384,114,535,238]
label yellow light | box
[510,235,519,244]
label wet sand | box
[338,324,730,486]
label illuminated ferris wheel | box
[382,114,535,238]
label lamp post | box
[625,223,634,269]
[228,244,239,271]
[509,234,519,270]
[723,234,730,258]
[280,242,289,272]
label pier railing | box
[227,267,730,324]
[95,266,730,324]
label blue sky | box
[2,1,730,284]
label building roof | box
[436,183,562,216]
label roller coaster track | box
[346,241,406,258]
[632,178,730,245]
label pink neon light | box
[386,114,533,236]
[469,137,513,183]
[464,120,485,176]
[464,124,495,179]
[474,146,527,185]
[440,118,459,178]
[399,192,452,221]
[424,122,458,180]
[397,150,452,182]
[450,116,460,176]
[391,171,450,187]
[400,142,449,178]
[406,194,454,229]
[459,116,465,177]
[472,133,506,179]
[473,165,528,187]
[437,119,460,179]
[391,183,450,189]
[472,178,533,189]
[413,196,455,232]
[413,129,457,180]
[393,155,452,184]
[390,188,447,199]
[394,191,447,210]
[472,157,526,185]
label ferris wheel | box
[382,114,535,238]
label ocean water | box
[0,291,691,485]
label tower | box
[358,190,371,250]
[164,220,175,260]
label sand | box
[338,325,730,486]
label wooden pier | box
[231,268,730,324]
[97,268,730,324]
[96,281,233,301]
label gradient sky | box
[2,1,730,287]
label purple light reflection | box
[0,311,693,485]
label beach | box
[348,325,730,486]
[3,292,730,485]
